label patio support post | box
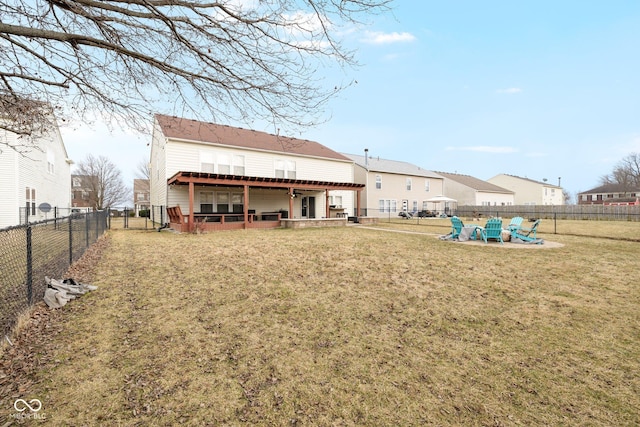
[356,189,362,217]
[288,187,294,219]
[326,189,330,218]
[188,181,195,232]
[243,185,250,229]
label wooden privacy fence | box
[455,205,640,221]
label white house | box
[0,125,72,228]
[436,171,514,207]
[342,153,445,217]
[149,114,364,231]
[488,174,564,205]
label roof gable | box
[581,183,640,194]
[155,114,350,162]
[343,153,442,178]
[437,171,513,193]
[493,173,561,188]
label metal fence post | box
[85,212,90,247]
[26,225,33,305]
[68,214,73,266]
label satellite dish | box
[39,202,52,213]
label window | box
[425,180,430,192]
[375,175,382,189]
[200,152,214,173]
[596,194,602,201]
[232,193,244,213]
[73,177,81,187]
[233,155,245,175]
[413,200,418,212]
[200,192,213,213]
[47,149,55,174]
[217,192,229,213]
[218,154,231,174]
[25,187,36,215]
[275,160,285,178]
[378,199,397,213]
[274,159,296,179]
[406,178,412,191]
[329,195,342,208]
[287,161,296,179]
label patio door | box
[301,196,316,218]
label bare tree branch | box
[74,154,129,209]
[600,152,640,189]
[1,0,391,151]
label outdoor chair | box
[507,216,524,232]
[479,217,504,244]
[450,216,464,239]
[511,219,541,242]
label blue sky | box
[61,1,640,200]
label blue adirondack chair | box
[450,216,464,239]
[480,217,504,244]
[511,219,541,242]
[507,216,524,232]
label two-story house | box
[133,179,150,216]
[71,175,96,210]
[149,114,364,231]
[342,152,445,218]
[0,123,72,228]
[436,172,515,207]
[488,174,564,205]
[578,183,640,205]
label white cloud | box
[361,31,416,45]
[496,87,523,94]
[445,146,517,153]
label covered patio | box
[165,171,365,232]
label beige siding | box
[363,171,445,217]
[163,139,353,182]
[488,174,564,205]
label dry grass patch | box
[377,217,640,241]
[1,227,639,426]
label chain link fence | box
[1,210,108,340]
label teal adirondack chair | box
[450,216,464,239]
[480,217,504,244]
[507,216,524,232]
[511,219,541,242]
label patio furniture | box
[479,217,504,244]
[507,216,524,232]
[511,219,541,242]
[450,216,464,239]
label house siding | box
[150,116,360,223]
[488,174,564,205]
[364,171,445,217]
[0,126,71,228]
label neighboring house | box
[0,125,72,228]
[436,172,514,207]
[342,152,445,217]
[488,174,564,205]
[149,114,364,231]
[133,178,150,216]
[71,174,96,210]
[577,183,640,205]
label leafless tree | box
[0,0,391,151]
[600,152,640,188]
[135,158,150,180]
[74,154,129,210]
